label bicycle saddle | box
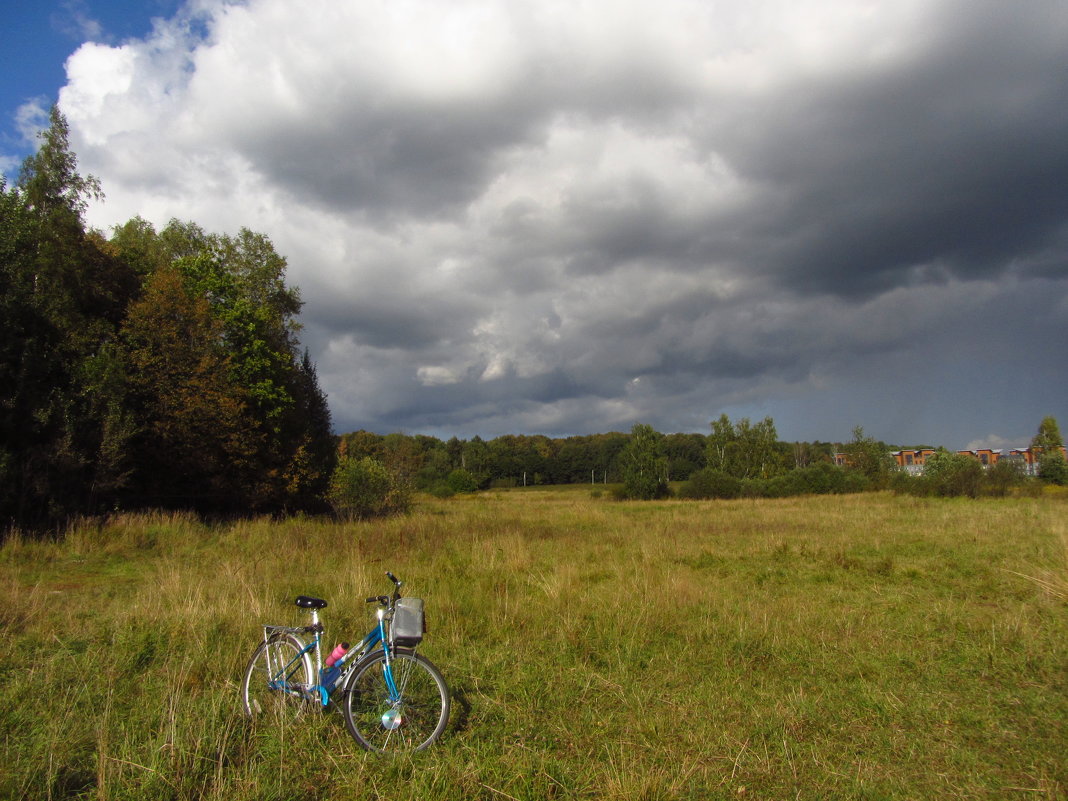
[295,595,328,609]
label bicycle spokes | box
[242,634,314,718]
[343,651,449,751]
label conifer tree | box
[2,108,137,528]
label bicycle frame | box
[260,605,400,708]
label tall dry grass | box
[2,491,1066,799]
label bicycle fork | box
[376,608,406,730]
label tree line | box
[339,414,1066,507]
[1,109,335,530]
[337,416,851,497]
[331,418,911,509]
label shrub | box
[686,463,866,500]
[428,481,455,499]
[833,463,869,494]
[893,456,1033,499]
[327,456,411,519]
[740,478,768,498]
[889,470,919,495]
[984,459,1024,497]
[1038,453,1068,486]
[679,468,742,499]
[446,468,480,494]
[617,475,672,500]
[760,467,825,498]
[917,450,984,498]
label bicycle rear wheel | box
[342,648,450,752]
[241,633,314,718]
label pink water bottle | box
[326,642,349,667]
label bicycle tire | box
[342,648,450,752]
[241,633,314,718]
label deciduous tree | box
[706,414,784,480]
[1031,416,1064,452]
[619,423,670,499]
[1031,416,1066,484]
[120,267,262,511]
[328,456,410,519]
[841,426,893,488]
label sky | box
[3,0,1067,450]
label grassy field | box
[2,490,1066,800]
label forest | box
[1,109,334,530]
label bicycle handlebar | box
[364,571,405,607]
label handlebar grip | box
[386,571,400,585]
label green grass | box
[2,493,1066,799]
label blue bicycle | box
[240,572,450,752]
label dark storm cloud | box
[236,102,544,219]
[704,0,1068,297]
[309,282,482,349]
[64,0,1068,444]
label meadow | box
[2,489,1066,800]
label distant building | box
[956,448,1001,467]
[1005,446,1068,476]
[833,444,1066,476]
[832,449,936,473]
[891,449,937,475]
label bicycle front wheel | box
[241,633,314,718]
[342,648,450,752]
